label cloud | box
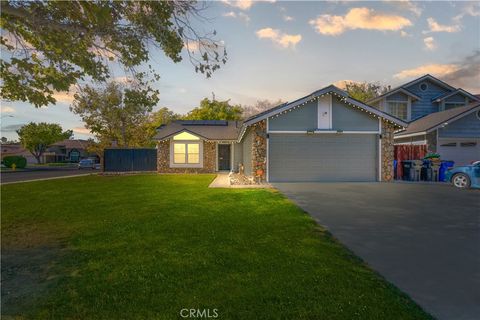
[424,17,461,33]
[223,11,250,23]
[394,64,460,79]
[309,7,412,36]
[283,15,294,22]
[333,80,361,90]
[73,127,92,135]
[423,37,436,51]
[1,105,16,113]
[387,0,422,17]
[400,30,411,37]
[256,28,302,49]
[51,91,75,104]
[221,0,275,10]
[1,124,23,132]
[394,51,480,92]
[453,2,480,23]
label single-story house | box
[395,102,480,165]
[1,143,38,164]
[154,85,407,182]
[44,139,94,163]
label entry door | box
[218,144,231,171]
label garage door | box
[438,139,480,166]
[269,134,378,182]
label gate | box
[104,149,157,172]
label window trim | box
[170,140,203,168]
[385,100,408,121]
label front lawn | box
[1,174,431,319]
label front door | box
[218,144,231,171]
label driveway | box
[1,166,97,184]
[274,182,480,320]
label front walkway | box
[274,182,480,320]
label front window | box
[170,132,203,167]
[386,101,408,120]
[444,102,465,110]
[173,142,200,164]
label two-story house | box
[368,74,480,165]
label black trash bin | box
[402,160,414,181]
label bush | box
[2,156,27,169]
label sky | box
[1,0,479,141]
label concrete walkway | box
[274,182,480,320]
[209,173,271,188]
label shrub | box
[2,156,27,169]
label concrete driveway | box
[274,182,480,320]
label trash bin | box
[421,160,432,181]
[439,161,455,182]
[393,160,398,180]
[402,160,414,181]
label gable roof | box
[431,88,480,103]
[367,74,458,104]
[154,120,241,141]
[395,102,480,137]
[244,85,408,128]
[368,87,421,104]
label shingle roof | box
[51,139,90,149]
[396,102,480,137]
[154,120,241,140]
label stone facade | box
[381,120,396,181]
[250,120,267,181]
[157,140,216,173]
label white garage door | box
[268,133,378,182]
[438,139,480,166]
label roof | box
[396,102,480,137]
[431,89,480,102]
[154,120,241,140]
[51,139,90,149]
[368,87,422,104]
[367,74,458,104]
[244,85,408,127]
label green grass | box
[1,174,432,319]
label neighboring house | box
[45,139,93,163]
[368,74,480,166]
[1,143,38,164]
[155,85,407,182]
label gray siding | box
[332,96,379,131]
[233,141,243,172]
[268,100,317,131]
[242,128,253,176]
[386,92,408,101]
[438,112,480,138]
[405,80,450,119]
[269,133,378,182]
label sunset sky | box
[1,0,479,140]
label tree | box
[16,122,72,163]
[184,98,243,120]
[142,107,181,146]
[71,81,159,148]
[344,81,389,103]
[1,1,226,107]
[242,99,284,118]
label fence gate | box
[104,148,157,172]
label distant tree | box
[17,122,72,163]
[1,137,7,144]
[1,1,226,107]
[242,99,285,118]
[184,98,243,120]
[344,82,389,103]
[71,82,159,148]
[142,107,181,146]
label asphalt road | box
[1,166,98,184]
[274,182,480,320]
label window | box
[440,142,456,147]
[460,142,477,147]
[173,142,200,164]
[420,83,428,91]
[170,132,203,167]
[386,101,408,120]
[444,102,465,110]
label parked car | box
[78,159,99,169]
[445,161,480,189]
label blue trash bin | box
[439,161,455,182]
[393,160,398,180]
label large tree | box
[71,81,159,148]
[0,1,226,107]
[17,122,72,163]
[242,99,284,118]
[344,81,389,103]
[184,97,243,120]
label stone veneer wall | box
[250,120,267,181]
[381,120,396,181]
[157,140,216,173]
